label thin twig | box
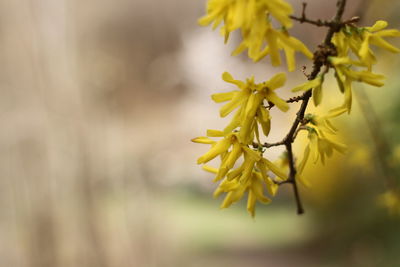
[290,2,333,27]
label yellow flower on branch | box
[359,20,400,66]
[199,0,293,35]
[292,75,324,106]
[299,120,347,169]
[198,0,312,69]
[297,114,346,187]
[211,147,286,217]
[379,190,400,216]
[332,21,400,68]
[211,72,289,144]
[329,56,385,113]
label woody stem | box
[282,0,348,215]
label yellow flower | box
[199,0,293,34]
[215,172,271,217]
[211,147,287,217]
[297,115,346,180]
[329,57,385,113]
[359,21,400,66]
[196,137,289,217]
[332,21,400,69]
[212,72,288,144]
[309,127,346,164]
[198,0,312,70]
[291,75,324,106]
[239,27,313,69]
[193,132,237,164]
[379,190,400,216]
[327,21,400,115]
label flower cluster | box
[198,0,313,70]
[192,73,290,216]
[194,0,400,216]
[297,114,347,186]
[289,21,400,115]
[329,21,400,114]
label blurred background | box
[1,0,400,266]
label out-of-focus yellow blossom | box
[326,20,400,115]
[212,72,288,144]
[379,190,400,216]
[297,114,346,185]
[332,21,400,68]
[329,56,385,113]
[297,114,341,187]
[198,0,313,69]
[299,128,346,168]
[359,21,400,66]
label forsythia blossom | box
[328,21,400,114]
[194,0,400,216]
[379,190,400,215]
[297,114,346,186]
[192,72,290,216]
[198,0,313,70]
[213,72,288,144]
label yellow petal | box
[292,76,322,92]
[312,84,323,106]
[220,90,249,117]
[263,72,286,90]
[266,91,289,112]
[256,107,271,136]
[370,36,400,53]
[265,0,293,28]
[368,20,388,32]
[265,29,281,66]
[191,136,215,144]
[223,105,243,134]
[227,165,244,181]
[222,71,245,87]
[207,129,225,137]
[232,41,248,56]
[262,158,288,181]
[327,105,348,118]
[202,165,219,174]
[247,190,257,217]
[375,29,400,38]
[251,177,271,203]
[222,142,242,170]
[298,145,310,175]
[309,132,319,163]
[197,137,231,164]
[242,146,261,161]
[220,186,246,208]
[283,45,296,72]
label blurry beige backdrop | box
[1,0,400,267]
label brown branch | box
[278,0,348,215]
[290,2,358,29]
[290,2,333,27]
